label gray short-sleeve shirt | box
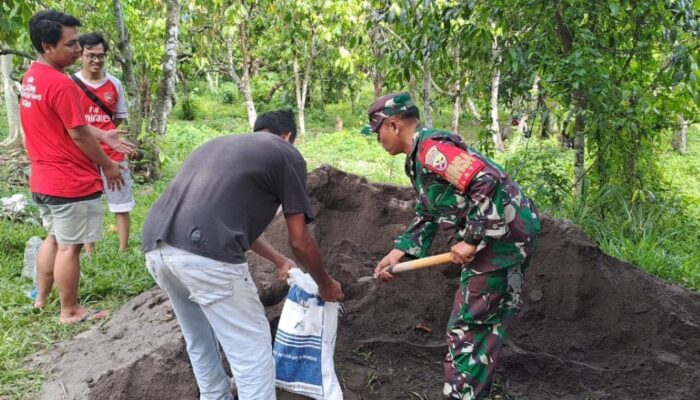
[141,133,313,263]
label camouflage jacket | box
[394,127,541,271]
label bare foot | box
[84,243,95,255]
[33,299,45,309]
[59,309,110,324]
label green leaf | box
[609,1,620,17]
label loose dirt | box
[30,166,700,399]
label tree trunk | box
[205,71,217,93]
[225,27,257,130]
[465,97,482,121]
[516,75,539,136]
[672,117,688,154]
[351,90,360,113]
[147,0,180,179]
[555,8,588,194]
[451,95,461,135]
[112,0,156,179]
[490,34,504,152]
[112,0,143,138]
[573,108,586,195]
[421,61,432,128]
[408,74,417,101]
[1,52,22,148]
[293,57,303,136]
[372,69,383,100]
[450,44,461,135]
[540,107,551,138]
[140,70,151,122]
[369,27,384,100]
[292,34,318,137]
[238,21,256,129]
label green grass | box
[493,131,700,290]
[0,181,160,398]
[664,125,700,219]
[0,107,7,142]
[297,130,408,185]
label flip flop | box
[60,309,110,324]
[79,310,107,322]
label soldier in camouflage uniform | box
[366,92,541,400]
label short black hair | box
[254,109,297,143]
[79,32,109,52]
[398,105,420,121]
[29,10,81,54]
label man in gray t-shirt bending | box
[142,109,343,400]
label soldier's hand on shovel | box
[364,252,456,283]
[374,249,406,281]
[450,241,477,264]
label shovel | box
[358,252,453,282]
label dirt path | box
[31,166,700,399]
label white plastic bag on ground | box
[273,268,342,400]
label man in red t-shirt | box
[20,10,135,324]
[75,33,134,254]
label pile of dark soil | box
[31,166,699,400]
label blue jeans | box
[145,243,276,400]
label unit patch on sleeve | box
[418,140,485,191]
[424,144,448,171]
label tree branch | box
[0,49,35,60]
[378,23,410,51]
[267,76,293,100]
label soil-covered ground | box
[30,166,700,400]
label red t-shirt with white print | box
[74,71,129,162]
[20,62,102,198]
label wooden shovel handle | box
[386,252,453,275]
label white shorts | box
[100,160,135,213]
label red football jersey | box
[75,72,129,162]
[20,62,102,198]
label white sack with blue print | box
[273,268,342,400]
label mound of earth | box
[30,166,700,400]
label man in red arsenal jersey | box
[75,33,134,254]
[20,10,135,324]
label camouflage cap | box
[364,92,415,134]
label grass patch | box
[0,181,161,398]
[495,132,700,290]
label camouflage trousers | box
[442,263,525,400]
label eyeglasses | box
[83,53,106,61]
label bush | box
[180,96,198,121]
[499,137,573,210]
[221,90,236,105]
[558,187,699,289]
